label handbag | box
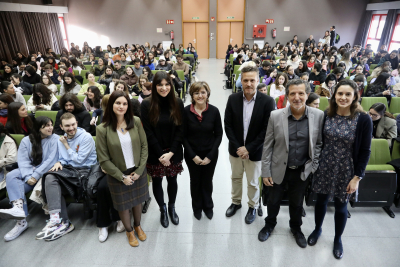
[85,163,107,199]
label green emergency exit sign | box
[192,17,200,19]
[227,16,234,19]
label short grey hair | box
[285,79,311,95]
[241,66,259,77]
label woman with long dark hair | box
[0,94,14,126]
[27,84,57,112]
[0,116,58,241]
[59,72,81,95]
[308,80,372,259]
[141,71,184,228]
[142,66,154,82]
[41,73,57,94]
[96,90,149,247]
[2,64,15,81]
[83,86,102,112]
[46,57,59,70]
[6,102,34,135]
[120,66,138,88]
[1,81,26,106]
[294,60,310,77]
[365,73,391,101]
[0,122,18,187]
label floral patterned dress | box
[313,113,360,203]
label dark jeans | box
[96,175,120,227]
[185,151,218,214]
[265,167,309,231]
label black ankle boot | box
[160,204,169,228]
[168,204,179,225]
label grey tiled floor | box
[1,59,400,267]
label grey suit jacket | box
[261,106,324,185]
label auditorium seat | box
[56,84,61,93]
[35,111,57,123]
[361,97,388,111]
[389,97,400,114]
[232,65,241,93]
[319,97,329,111]
[23,95,31,103]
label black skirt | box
[107,169,149,211]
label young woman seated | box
[148,52,158,67]
[269,73,288,98]
[306,92,320,109]
[0,95,14,126]
[328,55,338,71]
[22,66,41,84]
[315,74,337,98]
[287,54,300,69]
[132,75,149,96]
[83,86,102,112]
[143,66,154,83]
[368,103,397,147]
[110,80,132,99]
[46,57,59,70]
[41,74,58,95]
[170,70,183,97]
[257,83,268,95]
[87,53,98,65]
[285,65,299,80]
[0,116,58,241]
[0,123,18,190]
[1,81,26,106]
[262,67,278,85]
[353,74,366,96]
[365,73,391,101]
[27,84,58,112]
[2,64,15,81]
[59,72,81,96]
[69,57,84,75]
[6,102,34,135]
[294,60,310,77]
[307,54,316,69]
[90,94,109,126]
[10,74,33,95]
[349,64,368,87]
[79,73,104,95]
[138,82,152,103]
[120,66,138,88]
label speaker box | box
[43,0,53,5]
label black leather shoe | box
[245,208,256,224]
[307,229,322,246]
[194,212,202,220]
[333,240,344,259]
[257,206,263,217]
[168,205,179,225]
[258,226,273,242]
[383,206,395,218]
[291,229,307,248]
[302,207,306,217]
[204,210,213,220]
[160,204,169,228]
[225,203,242,217]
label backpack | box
[335,33,340,44]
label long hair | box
[1,81,12,94]
[137,74,149,91]
[143,66,153,81]
[87,86,102,109]
[114,80,130,96]
[6,102,33,134]
[370,102,395,119]
[59,93,83,111]
[373,73,390,87]
[0,94,14,107]
[100,66,114,80]
[32,83,53,106]
[62,72,78,93]
[102,90,134,131]
[41,73,54,85]
[29,116,53,165]
[274,73,288,87]
[147,71,182,126]
[327,79,363,119]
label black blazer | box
[224,91,275,161]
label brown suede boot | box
[134,225,147,241]
[126,230,139,247]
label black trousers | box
[96,175,120,227]
[185,151,218,214]
[265,167,309,231]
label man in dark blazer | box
[224,65,275,224]
[330,26,336,47]
[258,79,324,248]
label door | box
[230,22,243,49]
[183,22,196,50]
[216,22,244,59]
[183,22,209,59]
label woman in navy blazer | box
[307,79,372,260]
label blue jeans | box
[6,169,34,216]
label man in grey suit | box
[258,79,324,248]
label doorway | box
[183,22,209,59]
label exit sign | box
[166,20,174,24]
[227,16,234,19]
[265,19,274,24]
[192,17,200,19]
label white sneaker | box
[0,205,26,220]
[36,220,58,240]
[43,220,74,241]
[98,227,108,243]
[4,220,28,241]
[116,221,125,233]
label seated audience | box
[41,74,58,94]
[0,95,14,126]
[285,65,299,80]
[22,66,41,84]
[113,61,125,77]
[1,81,26,106]
[132,58,143,77]
[172,55,190,85]
[365,73,391,101]
[257,83,268,95]
[59,72,81,96]
[141,57,155,70]
[368,103,397,147]
[309,63,327,86]
[287,54,300,69]
[315,74,337,98]
[277,58,287,72]
[155,56,172,71]
[142,67,154,83]
[371,61,391,79]
[110,80,132,99]
[2,64,15,81]
[307,54,316,69]
[120,67,138,88]
[269,73,288,98]
[377,50,399,69]
[90,58,109,76]
[294,60,310,77]
[262,67,278,85]
[306,92,320,108]
[90,94,109,125]
[0,116,58,241]
[0,123,18,188]
[259,60,271,77]
[79,73,104,95]
[54,93,91,135]
[138,82,152,103]
[10,74,33,95]
[27,84,58,112]
[353,74,366,96]
[332,67,345,82]
[43,64,60,85]
[83,86,102,112]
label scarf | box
[190,103,208,122]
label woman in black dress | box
[183,82,223,220]
[307,80,372,259]
[141,71,184,228]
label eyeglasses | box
[368,112,379,118]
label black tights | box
[314,193,348,243]
[118,204,142,232]
[152,176,178,208]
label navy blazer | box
[323,111,372,178]
[224,91,275,162]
